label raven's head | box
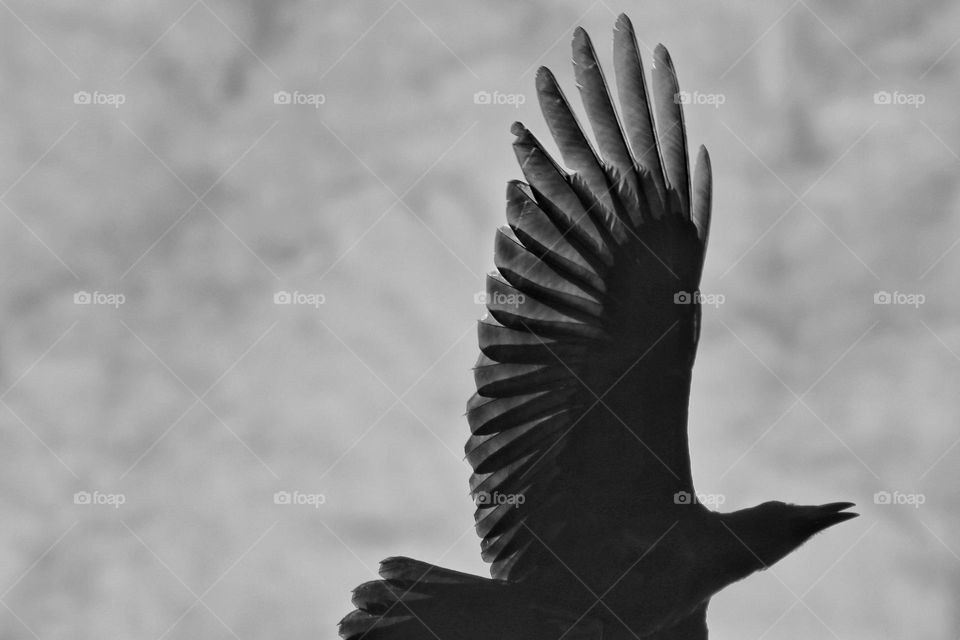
[719,501,859,574]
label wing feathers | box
[505,181,606,294]
[691,145,712,249]
[485,274,607,340]
[466,410,573,473]
[469,453,562,496]
[613,14,669,213]
[511,123,614,268]
[466,389,576,437]
[571,28,637,186]
[473,355,572,397]
[494,227,604,318]
[535,67,614,212]
[477,317,590,365]
[652,44,691,216]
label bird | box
[338,14,858,640]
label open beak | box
[801,502,859,535]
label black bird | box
[339,15,858,639]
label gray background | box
[1,0,958,638]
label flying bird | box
[339,15,858,639]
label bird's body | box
[339,14,857,639]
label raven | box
[339,15,858,639]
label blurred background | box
[0,0,958,637]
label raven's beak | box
[801,502,859,535]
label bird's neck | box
[707,512,781,588]
[703,512,778,595]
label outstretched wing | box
[466,15,713,586]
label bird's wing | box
[467,15,713,584]
[648,603,708,639]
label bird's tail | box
[338,556,569,640]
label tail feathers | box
[377,556,482,585]
[338,557,510,640]
[338,609,407,640]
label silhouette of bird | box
[339,14,858,639]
